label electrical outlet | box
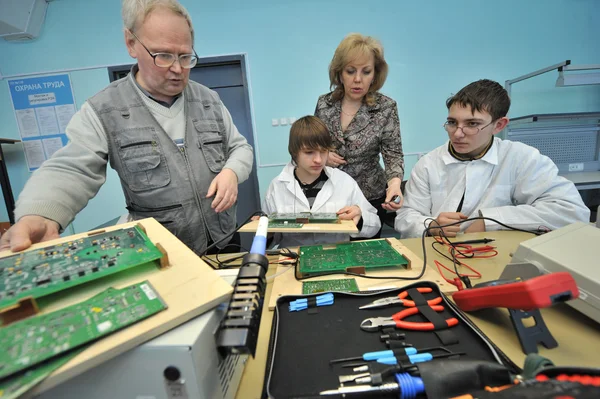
[568,163,584,172]
[271,119,279,127]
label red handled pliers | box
[359,287,459,331]
[359,287,442,310]
[360,306,459,332]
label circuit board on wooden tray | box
[0,347,83,399]
[268,212,340,224]
[0,225,164,311]
[0,280,166,380]
[298,239,409,276]
[267,222,304,229]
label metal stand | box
[508,308,558,354]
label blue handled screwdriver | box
[377,351,464,365]
[329,347,440,364]
[321,372,425,398]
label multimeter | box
[453,272,579,312]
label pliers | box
[359,287,442,310]
[361,306,459,332]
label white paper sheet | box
[22,140,46,169]
[42,137,64,159]
[35,106,60,135]
[16,109,40,138]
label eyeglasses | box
[443,119,496,135]
[129,30,198,69]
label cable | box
[293,216,539,282]
[198,210,267,258]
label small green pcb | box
[269,212,339,224]
[299,239,409,277]
[0,348,83,399]
[0,280,166,379]
[0,226,164,310]
[302,279,359,294]
[267,222,304,229]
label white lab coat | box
[395,138,590,238]
[263,163,380,247]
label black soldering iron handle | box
[216,252,268,357]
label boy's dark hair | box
[288,116,333,161]
[446,79,511,121]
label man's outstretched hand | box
[0,215,61,252]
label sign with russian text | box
[8,74,76,171]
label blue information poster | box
[8,74,76,171]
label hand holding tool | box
[360,287,442,310]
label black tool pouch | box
[263,281,520,398]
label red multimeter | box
[453,272,579,312]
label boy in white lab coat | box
[264,116,380,247]
[395,79,589,238]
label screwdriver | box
[329,347,439,364]
[321,372,425,398]
[376,351,464,365]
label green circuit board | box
[267,222,304,229]
[0,348,83,399]
[0,280,166,380]
[0,226,164,310]
[302,279,359,294]
[298,239,409,276]
[269,212,339,224]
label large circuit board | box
[269,212,339,224]
[298,239,409,276]
[0,280,166,380]
[0,226,164,310]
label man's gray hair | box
[122,0,194,42]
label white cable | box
[266,264,293,282]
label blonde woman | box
[315,33,404,238]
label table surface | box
[234,230,600,398]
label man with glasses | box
[0,0,253,256]
[395,79,588,238]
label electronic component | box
[268,212,339,224]
[302,278,359,294]
[298,240,409,277]
[0,280,167,379]
[37,306,246,399]
[267,222,304,229]
[0,348,83,399]
[0,225,165,313]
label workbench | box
[233,231,600,398]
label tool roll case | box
[263,281,520,399]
